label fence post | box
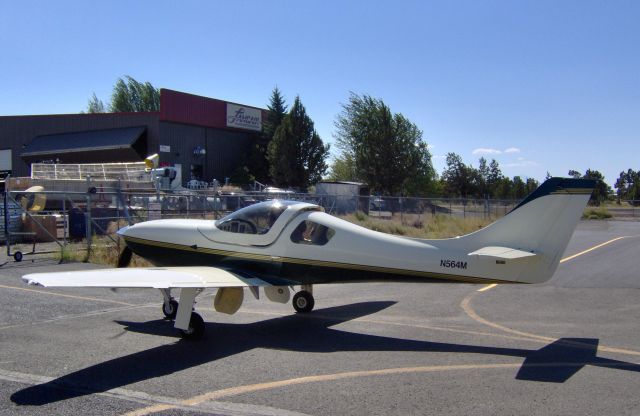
[62,194,67,247]
[85,193,92,260]
[3,190,9,257]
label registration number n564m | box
[440,259,468,270]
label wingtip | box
[21,274,43,287]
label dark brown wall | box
[0,109,259,183]
[158,121,256,182]
[0,113,160,177]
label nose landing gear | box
[292,285,314,313]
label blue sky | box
[1,0,638,187]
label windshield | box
[215,200,298,234]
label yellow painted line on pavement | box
[122,363,522,416]
[462,235,640,356]
[0,284,134,306]
[478,283,497,292]
[559,236,629,263]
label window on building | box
[290,221,335,246]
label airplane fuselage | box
[120,210,513,286]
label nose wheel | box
[162,299,179,319]
[293,290,314,313]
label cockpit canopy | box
[215,200,314,235]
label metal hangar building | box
[0,89,265,183]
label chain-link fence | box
[1,188,523,263]
[4,185,638,263]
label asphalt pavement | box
[0,220,639,415]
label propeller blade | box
[117,246,133,268]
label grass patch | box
[582,207,612,220]
[340,212,493,239]
[55,237,153,267]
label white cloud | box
[504,147,521,154]
[472,148,502,155]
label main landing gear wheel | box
[293,290,315,313]
[180,312,205,340]
[162,299,179,319]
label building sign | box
[226,103,262,131]
[159,145,171,153]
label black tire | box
[180,312,205,340]
[13,251,23,262]
[293,290,314,313]
[162,299,178,319]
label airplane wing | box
[22,266,276,289]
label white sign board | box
[226,103,262,131]
[159,145,171,153]
[0,149,11,171]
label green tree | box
[525,177,539,195]
[582,169,610,205]
[109,76,160,112]
[334,93,435,195]
[494,177,513,199]
[477,157,489,198]
[614,169,639,202]
[247,87,288,184]
[487,159,503,197]
[327,154,358,182]
[568,169,610,205]
[441,152,477,197]
[86,92,105,113]
[568,169,582,179]
[267,96,329,190]
[512,176,526,199]
[263,87,287,142]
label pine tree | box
[249,87,288,184]
[267,96,329,190]
[263,87,287,141]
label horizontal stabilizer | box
[468,246,536,260]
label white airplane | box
[22,177,594,340]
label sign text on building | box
[226,103,262,131]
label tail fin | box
[457,178,595,284]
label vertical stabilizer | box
[454,178,595,283]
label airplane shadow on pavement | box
[11,301,640,406]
